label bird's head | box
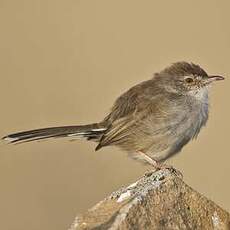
[155,62,224,97]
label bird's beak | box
[207,75,225,82]
[204,75,225,85]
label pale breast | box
[148,90,209,162]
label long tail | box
[2,123,107,144]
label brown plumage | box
[2,62,224,165]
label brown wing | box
[96,79,161,150]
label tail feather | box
[2,123,107,144]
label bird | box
[2,62,224,168]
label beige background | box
[0,0,229,229]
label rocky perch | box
[69,169,230,230]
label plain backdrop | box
[0,1,229,229]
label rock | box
[69,169,230,230]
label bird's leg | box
[138,151,183,179]
[137,151,159,167]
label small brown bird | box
[2,62,224,168]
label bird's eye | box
[185,77,194,83]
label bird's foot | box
[154,162,183,179]
[137,151,183,178]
